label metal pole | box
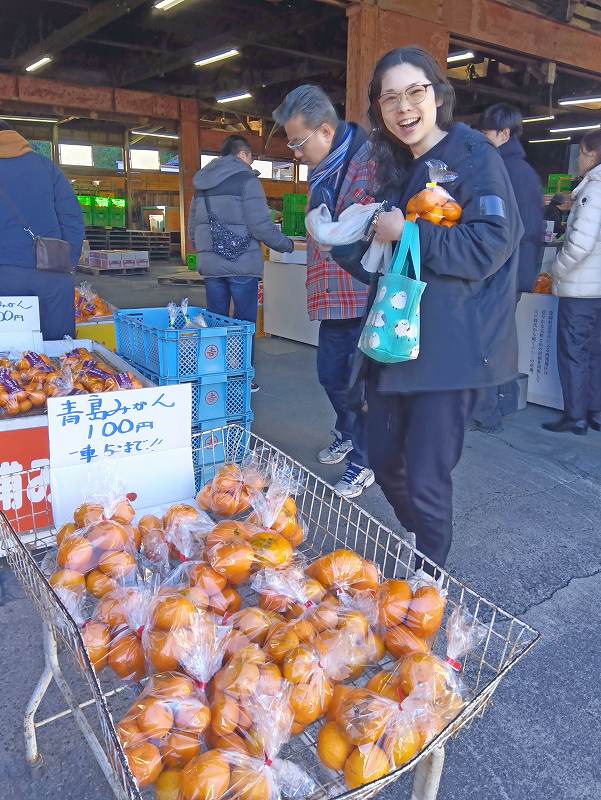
[23,623,55,766]
[411,747,445,800]
[51,124,59,165]
[123,128,132,229]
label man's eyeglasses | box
[378,83,433,113]
[286,126,321,150]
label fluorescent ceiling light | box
[131,130,179,140]
[0,114,57,123]
[154,0,187,9]
[216,91,252,104]
[529,137,571,144]
[559,96,601,106]
[195,49,239,67]
[523,115,555,123]
[25,56,52,73]
[447,50,474,64]
[550,123,601,133]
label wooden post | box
[178,98,200,264]
[346,3,449,125]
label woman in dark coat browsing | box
[333,48,523,571]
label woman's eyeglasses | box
[378,83,433,112]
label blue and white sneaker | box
[318,431,353,464]
[334,463,375,498]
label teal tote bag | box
[358,220,426,364]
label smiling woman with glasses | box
[329,46,524,573]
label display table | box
[515,292,563,410]
[263,260,320,346]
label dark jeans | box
[367,380,476,569]
[2,266,75,340]
[317,318,368,468]
[557,296,601,420]
[204,276,259,323]
[204,276,259,365]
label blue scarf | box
[308,123,354,213]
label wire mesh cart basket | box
[0,424,540,800]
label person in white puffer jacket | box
[543,130,601,435]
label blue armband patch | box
[479,195,506,218]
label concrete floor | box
[1,262,600,799]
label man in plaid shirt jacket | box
[274,85,375,498]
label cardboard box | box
[88,250,123,270]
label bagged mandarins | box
[532,271,553,294]
[196,456,268,519]
[246,464,305,548]
[251,561,325,617]
[405,160,462,227]
[202,687,316,800]
[117,671,212,788]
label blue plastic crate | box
[138,368,253,425]
[191,415,253,490]
[114,306,254,380]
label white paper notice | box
[0,296,42,351]
[47,384,195,527]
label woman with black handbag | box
[333,47,522,571]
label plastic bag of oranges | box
[165,560,242,621]
[305,549,379,597]
[317,686,426,787]
[50,511,140,602]
[405,160,462,227]
[246,464,305,549]
[74,282,112,321]
[196,459,268,519]
[117,671,213,791]
[532,271,553,294]
[0,368,38,416]
[251,560,325,617]
[188,687,316,800]
[91,583,154,681]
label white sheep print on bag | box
[358,220,426,364]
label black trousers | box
[2,266,75,340]
[367,380,476,569]
[557,296,601,420]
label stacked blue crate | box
[115,306,254,486]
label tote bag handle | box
[388,220,421,281]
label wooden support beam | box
[373,0,601,75]
[178,99,200,264]
[15,0,149,69]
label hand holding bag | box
[358,220,426,363]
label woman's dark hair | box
[581,130,601,168]
[368,47,455,192]
[478,103,523,138]
[220,134,252,158]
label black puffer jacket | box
[335,124,524,394]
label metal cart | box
[0,424,540,800]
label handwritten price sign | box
[47,384,196,526]
[0,296,42,350]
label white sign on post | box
[47,384,196,527]
[516,293,564,410]
[0,296,43,351]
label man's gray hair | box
[273,85,339,129]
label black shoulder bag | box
[202,191,253,262]
[0,183,73,273]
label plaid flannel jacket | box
[306,142,375,320]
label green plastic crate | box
[187,253,197,271]
[109,197,126,227]
[547,173,572,194]
[282,193,307,213]
[282,211,306,236]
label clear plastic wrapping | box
[406,160,462,227]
